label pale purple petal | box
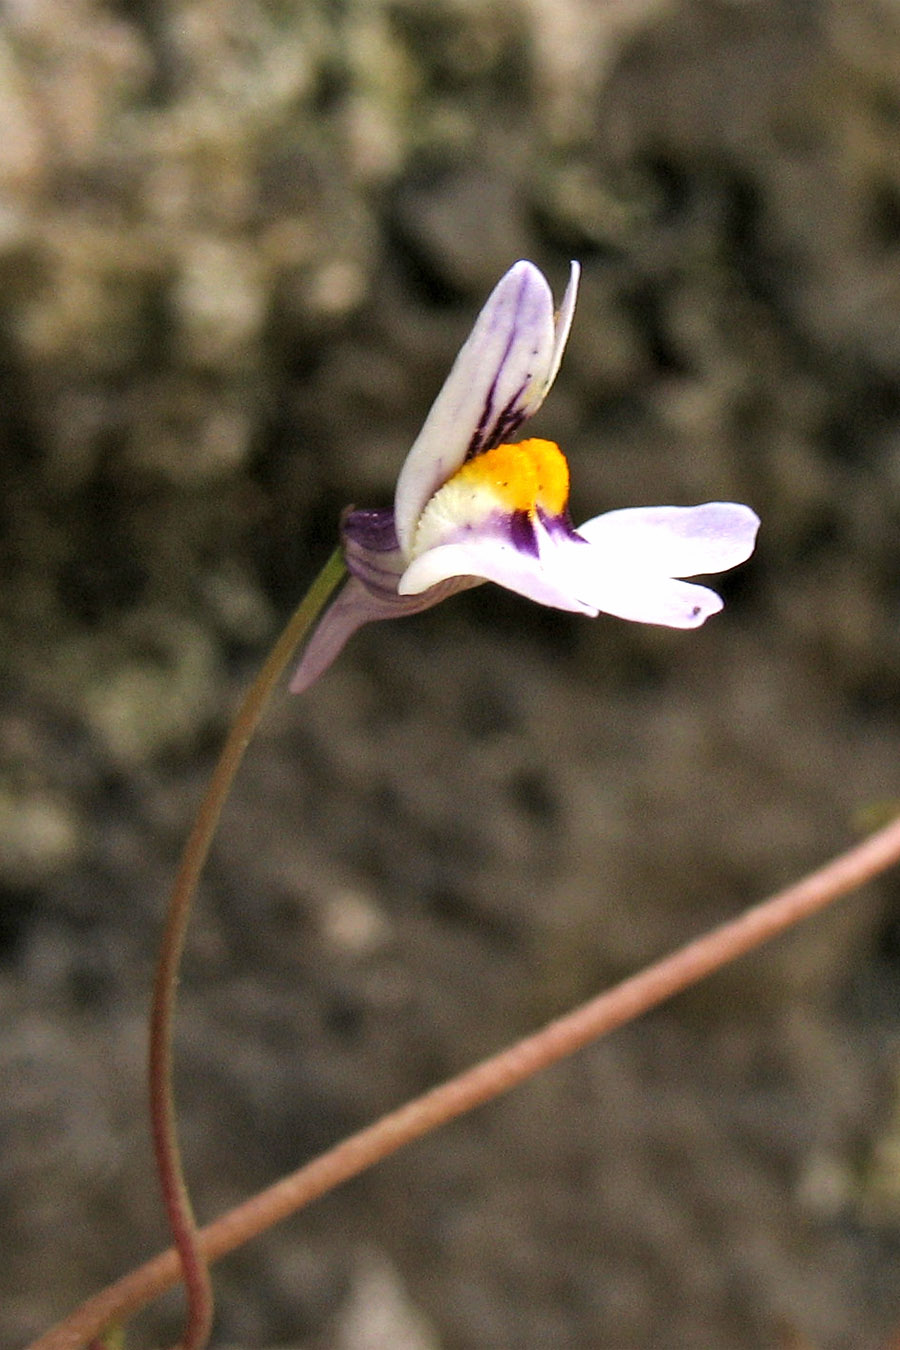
[544,522,733,626]
[291,506,482,694]
[342,506,406,597]
[544,261,580,394]
[289,577,384,694]
[575,502,760,578]
[569,571,726,627]
[394,261,577,556]
[398,511,736,629]
[398,531,596,616]
[288,256,760,695]
[289,572,479,694]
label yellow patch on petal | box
[453,439,570,515]
[411,438,570,560]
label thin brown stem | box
[147,549,346,1350]
[28,811,900,1350]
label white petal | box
[394,262,575,556]
[544,261,580,394]
[573,570,725,627]
[398,499,732,628]
[537,527,728,627]
[399,535,596,615]
[576,502,760,578]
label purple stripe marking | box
[509,509,539,556]
[465,266,538,461]
[539,508,580,540]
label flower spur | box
[290,261,759,694]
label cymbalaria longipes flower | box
[290,261,759,694]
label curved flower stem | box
[147,549,346,1350]
[28,810,900,1350]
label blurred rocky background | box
[5,0,900,1345]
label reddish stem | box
[27,811,900,1350]
[147,550,346,1350]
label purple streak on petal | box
[466,380,530,459]
[394,261,558,554]
[475,387,531,457]
[415,501,544,560]
[464,268,536,459]
[467,260,580,459]
[539,508,581,541]
[509,509,540,556]
[478,262,581,447]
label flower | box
[290,261,759,694]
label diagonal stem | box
[28,810,900,1350]
[147,549,346,1350]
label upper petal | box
[544,261,579,395]
[394,260,580,556]
[575,502,759,578]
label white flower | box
[291,261,759,694]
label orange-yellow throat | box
[456,439,569,514]
[412,438,570,558]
